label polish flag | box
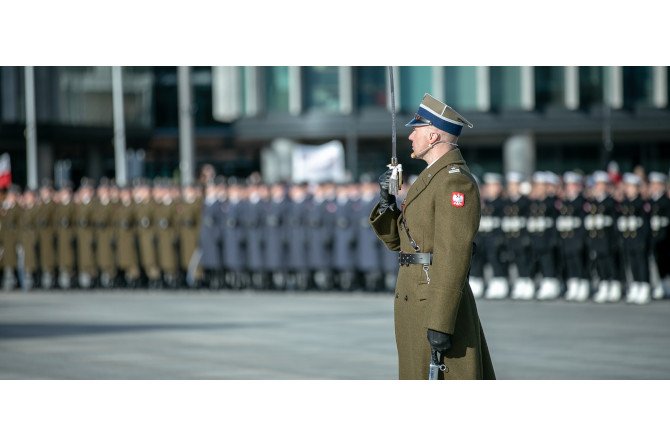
[0,153,11,189]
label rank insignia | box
[451,192,464,207]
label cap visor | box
[405,117,430,127]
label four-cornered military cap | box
[563,171,583,184]
[483,173,503,184]
[648,171,668,183]
[623,173,641,185]
[592,170,610,184]
[405,93,474,136]
[506,171,524,183]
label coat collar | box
[401,148,466,211]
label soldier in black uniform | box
[503,172,533,300]
[618,173,652,304]
[528,172,561,300]
[586,171,621,303]
[648,172,670,299]
[556,171,590,301]
[478,173,508,300]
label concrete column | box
[178,66,195,186]
[212,66,242,122]
[652,66,668,108]
[288,66,302,116]
[564,66,579,110]
[605,66,623,109]
[339,66,353,115]
[503,133,535,179]
[24,66,38,190]
[112,66,127,187]
[244,67,262,117]
[476,66,490,112]
[431,66,445,101]
[520,66,535,111]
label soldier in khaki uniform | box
[1,185,21,290]
[36,181,57,289]
[114,186,140,287]
[92,179,117,288]
[370,94,495,380]
[53,184,75,288]
[154,180,179,288]
[74,179,97,288]
[18,189,40,289]
[134,180,161,288]
[176,183,203,287]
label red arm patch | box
[451,192,464,207]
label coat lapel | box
[401,149,466,211]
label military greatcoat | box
[369,149,495,380]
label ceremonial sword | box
[387,67,402,196]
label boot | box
[485,277,509,300]
[564,278,578,301]
[470,277,484,299]
[625,282,640,304]
[608,280,622,303]
[637,282,651,304]
[594,280,608,303]
[574,279,590,302]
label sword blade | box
[388,66,397,163]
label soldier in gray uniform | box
[220,180,247,289]
[36,180,57,289]
[355,179,382,291]
[286,183,310,290]
[243,183,269,289]
[264,183,289,290]
[306,183,336,291]
[199,181,224,289]
[332,183,357,291]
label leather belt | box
[399,252,432,266]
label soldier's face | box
[408,126,431,157]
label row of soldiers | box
[0,177,401,292]
[470,169,670,304]
[1,179,202,290]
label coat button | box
[395,293,399,299]
[404,295,408,301]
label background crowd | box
[1,163,669,304]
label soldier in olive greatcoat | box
[369,94,495,380]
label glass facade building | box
[1,66,669,186]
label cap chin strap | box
[410,140,458,159]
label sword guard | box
[387,163,403,196]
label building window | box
[534,66,565,110]
[444,66,478,111]
[623,66,654,109]
[356,67,387,110]
[400,66,432,112]
[304,66,340,112]
[490,66,523,111]
[265,66,289,113]
[579,66,604,110]
[192,66,216,127]
[154,67,178,128]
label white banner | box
[291,140,346,183]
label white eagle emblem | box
[451,192,464,207]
